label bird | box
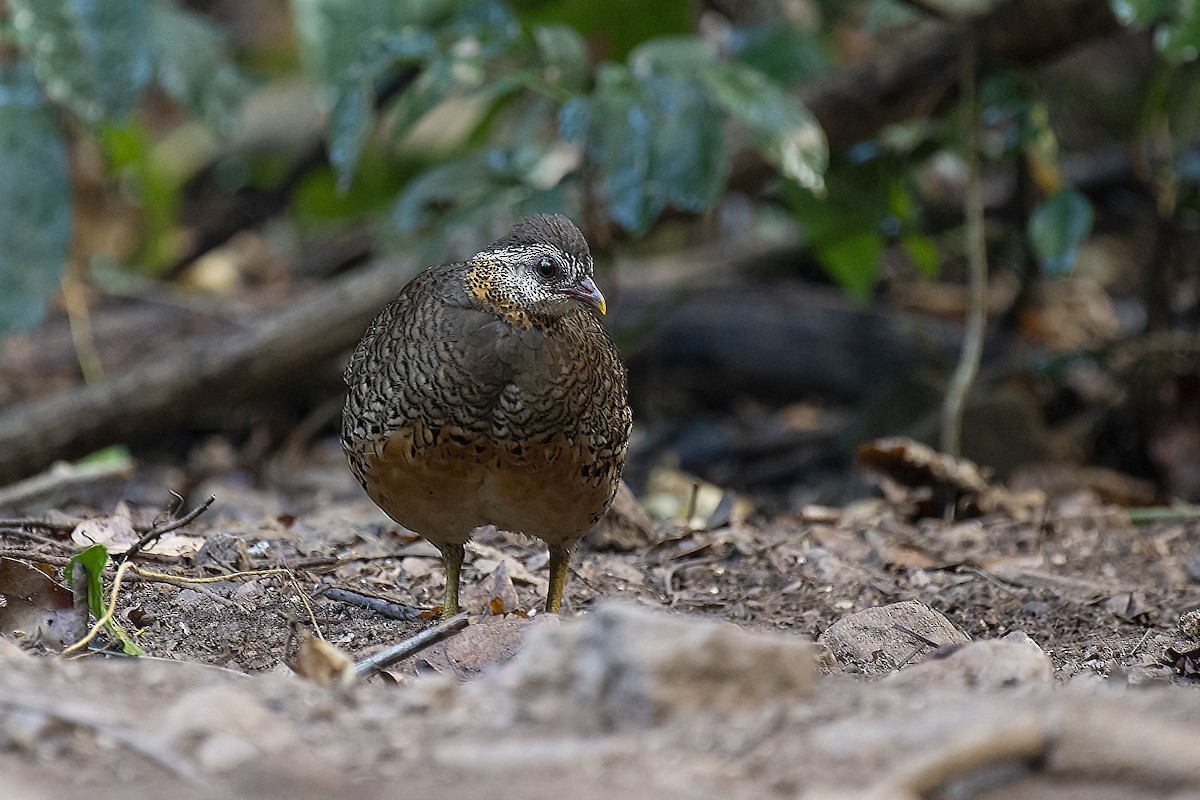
[341,214,631,617]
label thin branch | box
[117,495,215,561]
[941,27,988,460]
[322,586,425,621]
[354,612,470,677]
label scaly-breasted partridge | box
[341,214,631,616]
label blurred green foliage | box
[2,0,1200,340]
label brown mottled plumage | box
[342,215,631,616]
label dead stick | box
[0,257,418,482]
[119,495,216,561]
[354,612,470,677]
[322,586,424,621]
[69,560,90,643]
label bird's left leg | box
[437,541,465,619]
[545,542,574,613]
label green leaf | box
[328,79,375,192]
[817,230,883,302]
[784,157,901,296]
[902,233,941,278]
[65,544,110,621]
[73,445,134,469]
[390,148,568,262]
[63,543,144,656]
[1027,188,1093,277]
[0,62,71,339]
[645,75,727,213]
[591,65,661,233]
[292,0,448,83]
[516,0,691,62]
[628,36,717,76]
[534,24,590,92]
[10,0,153,123]
[728,22,829,85]
[865,0,924,30]
[148,3,251,135]
[702,61,827,194]
[1110,0,1173,26]
[1156,1,1200,63]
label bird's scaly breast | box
[360,420,614,545]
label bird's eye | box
[534,256,559,280]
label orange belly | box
[360,424,612,546]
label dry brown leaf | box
[858,436,1045,521]
[421,616,550,680]
[290,631,355,689]
[70,504,204,557]
[0,558,80,649]
[466,560,521,616]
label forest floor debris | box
[2,444,1200,798]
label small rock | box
[174,589,205,607]
[232,580,263,601]
[482,601,815,728]
[194,531,249,571]
[888,631,1053,688]
[818,600,969,676]
[401,556,434,579]
[1179,609,1200,641]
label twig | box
[0,526,72,550]
[118,495,215,561]
[1128,627,1154,658]
[940,25,987,459]
[0,458,134,508]
[127,564,323,635]
[322,586,425,621]
[0,548,73,566]
[1127,505,1200,525]
[354,612,470,677]
[0,517,77,533]
[70,560,90,644]
[891,624,944,651]
[289,553,415,570]
[124,571,248,610]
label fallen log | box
[0,258,418,483]
[0,258,976,486]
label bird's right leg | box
[437,541,465,619]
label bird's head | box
[468,214,606,325]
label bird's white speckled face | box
[478,242,606,317]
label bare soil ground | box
[3,438,1200,799]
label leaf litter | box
[2,442,1200,798]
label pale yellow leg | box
[437,542,465,619]
[546,543,573,613]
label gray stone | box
[818,600,970,676]
[483,601,816,728]
[888,631,1053,688]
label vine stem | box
[941,25,988,459]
